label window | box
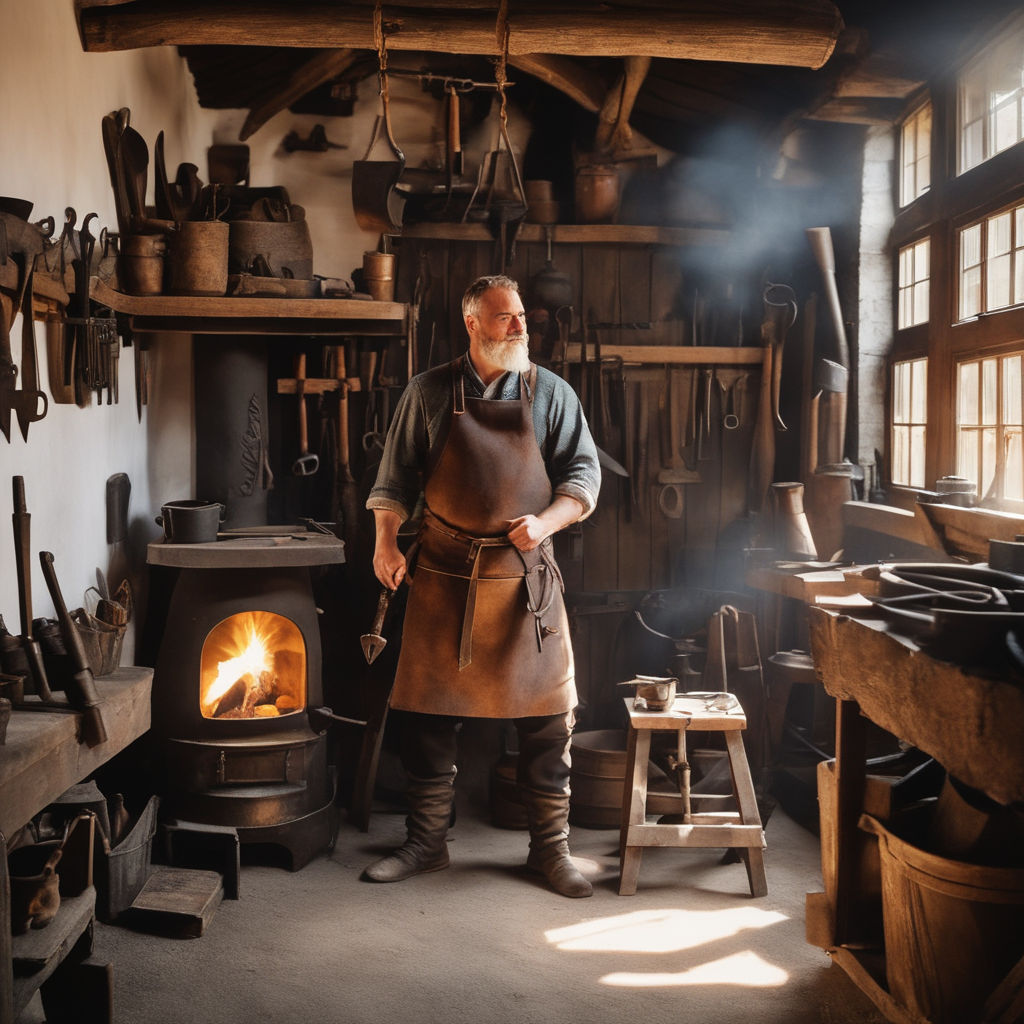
[898,238,930,328]
[899,103,931,207]
[958,21,1024,173]
[957,352,1024,502]
[958,201,1024,319]
[892,358,927,487]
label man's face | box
[468,287,530,373]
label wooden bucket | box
[570,729,682,828]
[861,813,1024,1023]
[165,221,229,296]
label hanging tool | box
[657,366,701,518]
[38,551,108,747]
[351,7,405,234]
[762,282,797,431]
[291,352,319,476]
[360,587,394,664]
[12,477,52,699]
[13,252,48,440]
[334,343,359,544]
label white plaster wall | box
[0,1,213,652]
[857,125,896,471]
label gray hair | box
[461,275,520,319]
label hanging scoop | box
[352,17,405,235]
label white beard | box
[480,333,530,374]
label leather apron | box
[390,358,576,719]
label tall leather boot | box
[362,773,454,883]
[521,787,593,898]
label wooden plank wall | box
[391,233,762,599]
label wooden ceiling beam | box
[76,0,843,68]
[239,48,359,140]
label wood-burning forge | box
[147,530,344,869]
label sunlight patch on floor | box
[602,950,790,988]
[546,906,789,954]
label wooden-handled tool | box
[38,551,107,747]
[360,587,393,665]
[12,476,52,699]
[292,352,319,476]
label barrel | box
[861,813,1024,1023]
[569,729,682,829]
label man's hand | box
[372,508,407,590]
[506,514,548,552]
[506,495,584,552]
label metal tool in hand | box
[360,587,394,664]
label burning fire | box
[200,611,305,719]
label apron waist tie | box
[422,510,563,669]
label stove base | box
[160,727,333,870]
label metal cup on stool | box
[618,674,678,711]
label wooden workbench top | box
[0,667,152,837]
[809,608,1024,805]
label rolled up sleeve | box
[366,381,429,522]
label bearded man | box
[363,274,601,897]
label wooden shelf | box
[563,343,765,365]
[90,278,408,337]
[11,888,97,1018]
[0,667,153,838]
[398,222,732,247]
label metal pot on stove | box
[155,499,225,544]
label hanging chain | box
[373,3,390,108]
[494,3,510,134]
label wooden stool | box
[618,695,768,897]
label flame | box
[199,610,306,719]
[206,624,271,706]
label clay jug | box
[771,481,817,560]
[574,165,620,223]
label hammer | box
[291,352,319,476]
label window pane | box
[1007,428,1024,501]
[893,425,909,485]
[959,428,979,489]
[962,119,984,171]
[988,212,1011,257]
[989,252,1012,308]
[962,224,982,269]
[993,97,1019,153]
[1004,356,1022,425]
[961,265,982,319]
[893,362,909,422]
[981,427,997,495]
[960,361,979,424]
[982,359,998,424]
[910,425,927,488]
[911,359,928,421]
[913,280,930,323]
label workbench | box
[807,607,1024,1022]
[1,666,153,1024]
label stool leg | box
[618,726,651,896]
[725,731,768,897]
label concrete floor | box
[22,769,889,1024]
